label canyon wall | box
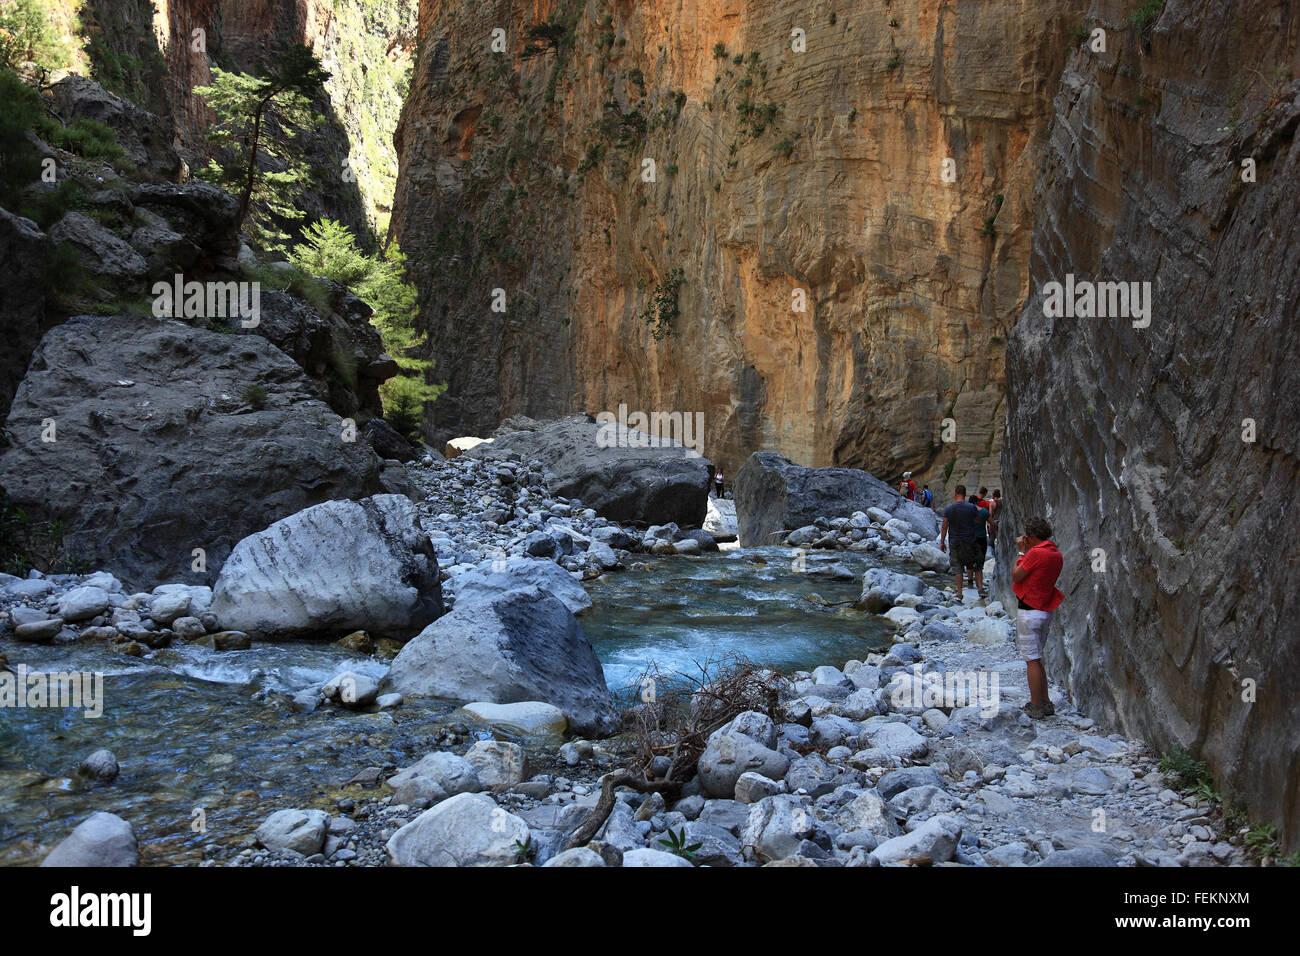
[999,0,1300,849]
[392,0,1087,487]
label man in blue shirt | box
[939,485,985,599]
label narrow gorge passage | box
[0,0,1295,926]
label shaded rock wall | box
[999,0,1300,849]
[0,315,383,589]
[392,0,1085,486]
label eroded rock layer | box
[999,0,1300,849]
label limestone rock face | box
[49,74,182,181]
[241,288,394,421]
[0,208,49,419]
[999,0,1300,850]
[0,315,382,589]
[392,0,1084,483]
[734,452,938,546]
[211,495,442,640]
[467,414,713,526]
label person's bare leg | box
[953,572,964,598]
[1026,659,1049,706]
[974,569,985,595]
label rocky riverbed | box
[1,448,1248,867]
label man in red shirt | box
[898,472,917,500]
[1011,515,1064,719]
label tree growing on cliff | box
[195,45,330,251]
[0,0,73,74]
[289,218,445,440]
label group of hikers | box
[898,473,1063,721]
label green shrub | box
[1158,747,1212,792]
[0,489,89,576]
[0,66,43,206]
[40,116,128,164]
[641,268,685,340]
[242,383,269,409]
[1129,1,1163,32]
[0,0,74,73]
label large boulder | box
[860,568,926,610]
[129,181,239,252]
[734,452,939,547]
[447,555,592,615]
[703,496,738,541]
[40,812,137,867]
[48,211,148,283]
[383,586,617,736]
[870,815,962,865]
[467,414,713,526]
[210,495,440,639]
[386,792,528,867]
[0,315,382,588]
[0,208,49,419]
[49,75,182,180]
[697,712,790,798]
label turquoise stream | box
[0,546,897,865]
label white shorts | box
[1016,609,1052,661]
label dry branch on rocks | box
[564,654,784,850]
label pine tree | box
[194,45,330,252]
[288,218,444,437]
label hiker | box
[988,490,1002,551]
[713,468,725,498]
[973,496,991,576]
[939,484,985,599]
[898,471,917,500]
[1012,515,1065,719]
[919,484,934,510]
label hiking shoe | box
[1041,699,1056,716]
[1021,701,1050,720]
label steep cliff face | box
[52,0,415,242]
[1000,0,1300,848]
[392,0,1085,483]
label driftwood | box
[563,654,784,851]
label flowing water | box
[0,546,898,865]
[583,546,897,693]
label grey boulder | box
[41,812,138,867]
[383,586,617,736]
[255,809,330,855]
[0,315,382,589]
[735,452,939,547]
[448,555,591,615]
[468,414,713,526]
[211,495,441,639]
[386,792,528,866]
